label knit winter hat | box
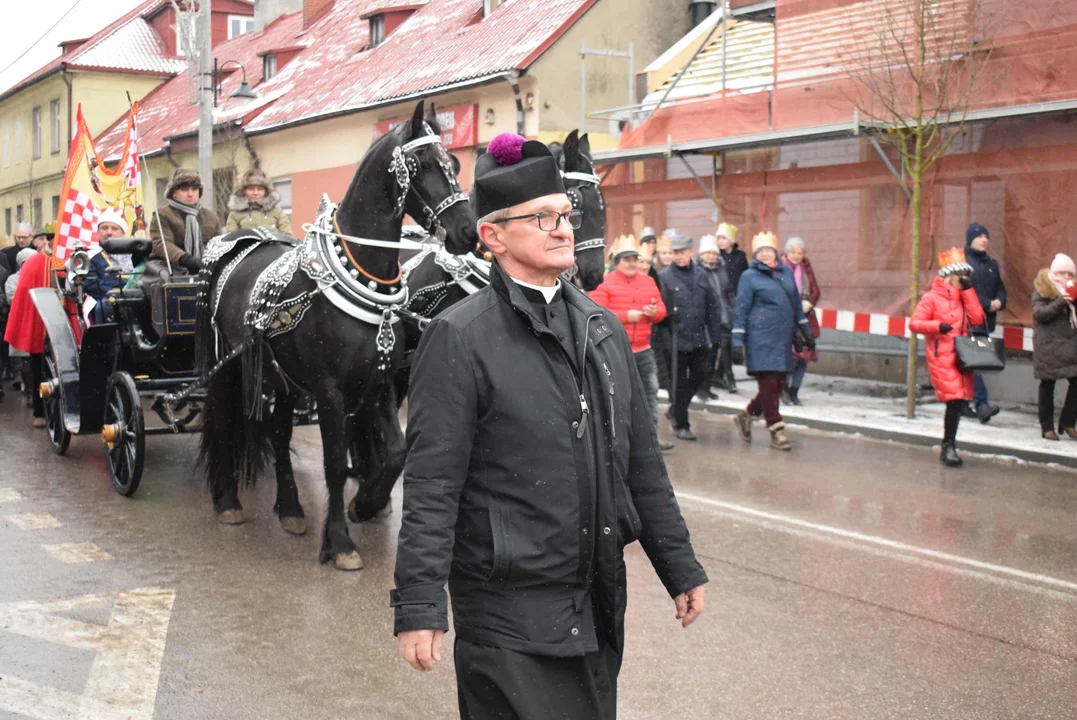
[965,222,989,247]
[752,231,778,256]
[698,235,720,255]
[785,236,805,253]
[1050,253,1076,276]
[166,167,203,200]
[16,248,36,268]
[96,206,129,236]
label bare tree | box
[840,0,997,417]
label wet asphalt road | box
[1,394,1076,720]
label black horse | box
[552,129,607,291]
[196,101,476,569]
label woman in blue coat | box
[731,231,814,450]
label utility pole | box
[196,0,213,257]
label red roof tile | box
[96,0,594,156]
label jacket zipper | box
[603,361,616,440]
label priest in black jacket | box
[390,134,708,720]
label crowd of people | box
[0,165,293,427]
[587,219,1076,462]
[589,222,819,452]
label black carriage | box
[31,237,203,496]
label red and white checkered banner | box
[54,189,100,262]
[815,307,1035,352]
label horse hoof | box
[333,551,364,571]
[280,516,307,535]
[217,509,246,525]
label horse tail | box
[198,355,271,492]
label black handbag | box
[954,330,1005,373]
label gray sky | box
[0,0,148,94]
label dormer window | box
[263,53,277,81]
[483,0,502,18]
[370,15,385,47]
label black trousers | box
[672,347,709,430]
[455,638,621,720]
[944,400,964,443]
[29,352,44,418]
[651,326,672,392]
[1039,378,1077,432]
[698,343,719,394]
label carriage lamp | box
[210,59,258,108]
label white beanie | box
[1050,253,1076,277]
[698,234,720,255]
[785,236,805,253]
[96,206,129,236]
[16,248,36,268]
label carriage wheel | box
[102,372,145,497]
[41,339,71,456]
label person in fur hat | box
[149,167,221,273]
[909,247,986,466]
[1032,253,1077,440]
[224,168,292,235]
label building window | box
[273,178,292,223]
[33,198,42,226]
[51,194,60,222]
[50,99,61,153]
[228,15,255,39]
[32,106,42,159]
[13,116,22,164]
[4,209,10,235]
[263,53,277,81]
[16,204,24,223]
[369,15,385,47]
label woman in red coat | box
[909,247,986,467]
[4,248,49,426]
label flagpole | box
[196,0,213,259]
[127,94,173,277]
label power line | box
[0,0,88,79]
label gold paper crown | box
[937,247,972,276]
[752,231,778,254]
[611,234,640,258]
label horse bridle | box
[388,126,469,235]
[562,169,606,254]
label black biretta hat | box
[473,133,566,218]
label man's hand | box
[674,586,705,628]
[398,629,445,671]
[642,300,658,318]
[989,299,1002,312]
[627,310,644,323]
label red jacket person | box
[391,133,708,720]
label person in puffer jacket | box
[909,247,986,467]
[590,235,670,449]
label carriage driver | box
[391,133,708,720]
[149,167,222,274]
[83,207,131,324]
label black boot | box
[789,387,803,406]
[940,440,964,467]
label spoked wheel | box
[41,339,71,455]
[102,372,145,497]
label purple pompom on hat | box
[487,133,526,167]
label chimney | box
[255,0,304,31]
[689,0,718,27]
[59,38,90,56]
[302,0,334,28]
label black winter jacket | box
[700,255,736,328]
[391,262,707,657]
[965,246,1007,332]
[721,244,750,291]
[659,260,724,352]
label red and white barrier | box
[815,308,1034,352]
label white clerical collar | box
[511,277,562,304]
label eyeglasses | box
[492,209,583,232]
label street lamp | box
[211,59,258,107]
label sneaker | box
[978,405,1000,424]
[659,441,675,452]
[675,428,697,441]
[734,411,752,443]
